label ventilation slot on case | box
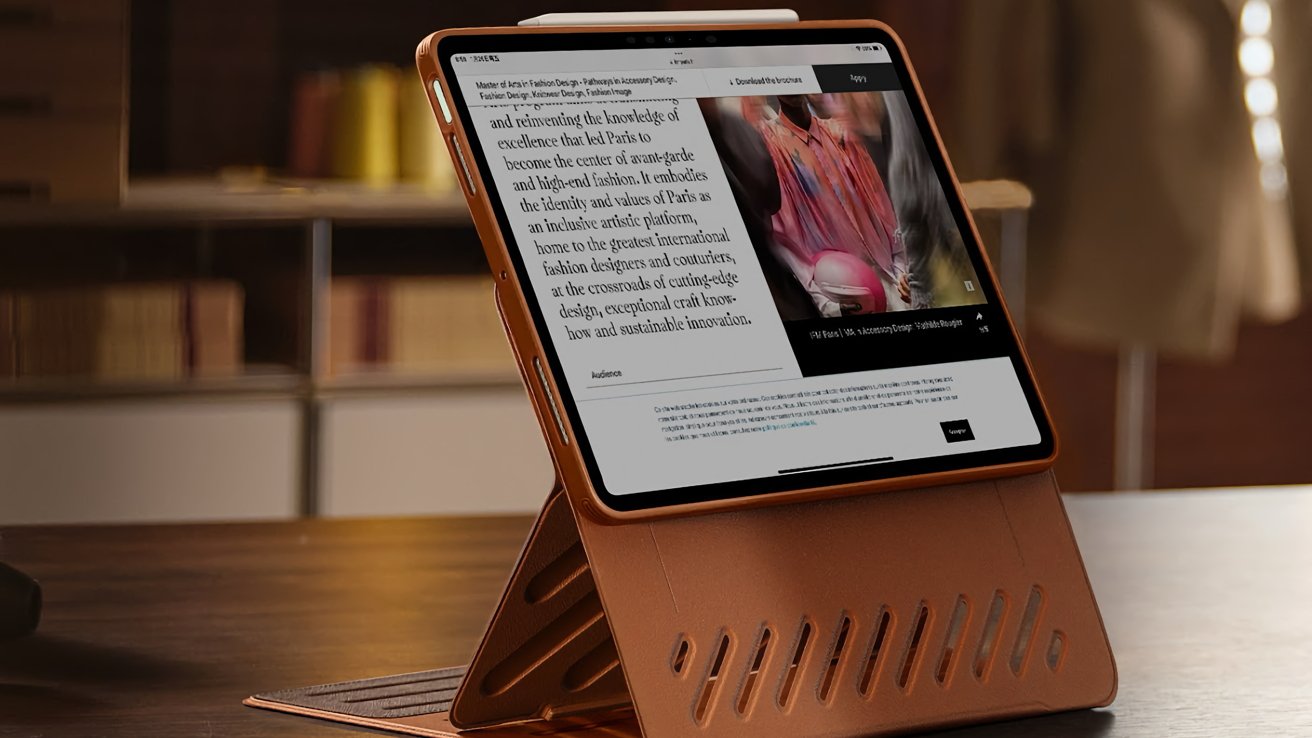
[818,615,852,703]
[735,626,773,716]
[858,608,893,697]
[897,603,931,690]
[671,637,692,676]
[562,638,620,692]
[1045,630,1067,672]
[1010,586,1045,675]
[480,591,605,697]
[524,542,589,604]
[666,584,1064,728]
[934,597,971,686]
[776,619,813,709]
[973,590,1009,680]
[693,633,732,724]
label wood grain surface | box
[2,488,1311,737]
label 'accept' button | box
[940,419,975,443]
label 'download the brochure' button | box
[940,419,975,443]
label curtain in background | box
[944,0,1307,360]
[1273,0,1312,294]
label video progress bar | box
[779,456,894,474]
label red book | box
[288,70,341,179]
[0,292,15,378]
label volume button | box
[533,357,570,446]
[450,134,477,195]
[431,79,453,123]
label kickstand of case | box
[449,486,631,728]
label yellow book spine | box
[333,65,399,185]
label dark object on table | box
[0,563,41,641]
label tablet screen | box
[440,28,1053,510]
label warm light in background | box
[1245,78,1278,117]
[1238,37,1274,76]
[1238,0,1287,197]
[1251,117,1284,162]
[1240,0,1273,35]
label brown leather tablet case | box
[247,16,1115,736]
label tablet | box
[419,21,1056,518]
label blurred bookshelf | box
[0,180,529,520]
[0,176,472,227]
[0,366,300,404]
[0,0,532,526]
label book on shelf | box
[8,281,244,382]
[288,64,458,190]
[329,275,512,377]
[289,70,340,180]
[329,277,373,375]
[188,281,243,376]
[0,292,14,379]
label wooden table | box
[2,488,1311,737]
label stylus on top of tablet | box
[518,10,800,27]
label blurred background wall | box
[1,0,1309,523]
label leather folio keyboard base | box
[252,665,466,719]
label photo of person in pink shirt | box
[702,91,984,323]
[758,94,909,316]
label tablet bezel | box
[431,22,1057,514]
